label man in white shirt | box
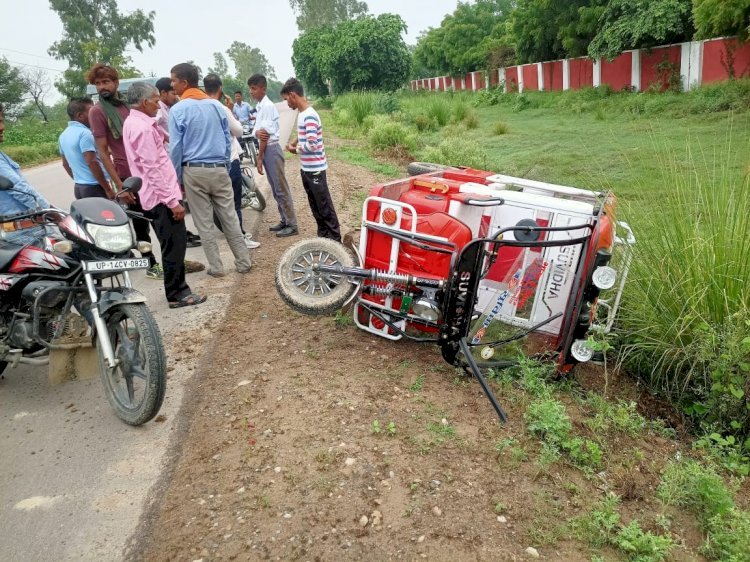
[248,74,298,238]
[203,74,260,249]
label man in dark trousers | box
[123,81,206,308]
[281,78,341,242]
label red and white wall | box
[411,37,750,93]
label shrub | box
[451,98,469,122]
[375,92,400,115]
[368,121,417,154]
[473,87,503,106]
[425,96,452,127]
[618,137,750,439]
[493,122,509,135]
[463,110,479,129]
[411,113,439,132]
[416,137,489,170]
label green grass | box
[325,144,401,178]
[3,117,65,167]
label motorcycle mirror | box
[121,177,143,193]
[0,175,14,191]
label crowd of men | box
[0,61,341,310]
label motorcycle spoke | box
[125,373,135,404]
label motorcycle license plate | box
[83,258,150,272]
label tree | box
[226,41,276,82]
[588,0,694,60]
[47,0,155,97]
[289,0,368,32]
[292,14,411,94]
[413,0,515,76]
[207,52,229,78]
[511,0,609,64]
[23,68,52,123]
[693,0,750,41]
[0,58,28,117]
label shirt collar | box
[129,109,156,124]
[67,120,88,128]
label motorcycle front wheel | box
[97,303,167,426]
[242,173,266,212]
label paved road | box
[0,103,296,561]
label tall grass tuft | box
[425,96,452,127]
[617,130,750,436]
[347,92,376,125]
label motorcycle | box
[275,164,635,422]
[0,176,167,426]
[238,124,265,212]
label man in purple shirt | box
[123,82,206,309]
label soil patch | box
[131,139,723,561]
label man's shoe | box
[186,238,202,248]
[269,222,286,232]
[207,269,226,278]
[184,260,205,273]
[243,233,261,249]
[146,264,164,280]
[276,226,299,238]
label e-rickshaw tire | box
[407,162,449,176]
[275,238,357,316]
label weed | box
[427,420,457,439]
[409,374,425,392]
[494,437,518,453]
[387,421,397,436]
[412,113,439,132]
[371,420,382,434]
[333,309,353,328]
[425,96,452,127]
[694,433,750,476]
[417,137,488,170]
[494,501,508,514]
[584,394,646,437]
[613,520,674,562]
[257,494,271,509]
[493,121,509,135]
[525,398,571,445]
[658,458,750,560]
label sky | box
[3,0,461,101]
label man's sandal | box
[168,293,207,309]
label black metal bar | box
[364,222,456,255]
[357,301,440,343]
[459,337,508,423]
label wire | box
[0,47,57,60]
[3,59,66,74]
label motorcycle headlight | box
[592,266,617,290]
[85,223,134,253]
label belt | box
[182,162,226,168]
[1,218,37,232]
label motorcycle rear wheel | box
[97,303,166,426]
[276,238,357,316]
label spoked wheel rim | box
[106,312,150,413]
[291,249,345,295]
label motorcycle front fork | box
[84,272,133,369]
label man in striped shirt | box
[281,78,341,242]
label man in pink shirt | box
[123,81,206,308]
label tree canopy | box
[288,0,368,32]
[693,0,750,41]
[47,0,155,97]
[413,0,515,76]
[292,13,411,95]
[226,41,276,81]
[588,0,694,59]
[0,58,28,117]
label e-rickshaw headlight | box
[592,265,617,290]
[571,339,595,362]
[412,298,440,322]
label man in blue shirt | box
[0,103,51,245]
[232,91,253,128]
[168,62,250,277]
[58,98,113,200]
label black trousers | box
[74,183,108,199]
[300,170,341,242]
[145,204,191,303]
[228,159,244,232]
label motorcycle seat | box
[0,241,23,270]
